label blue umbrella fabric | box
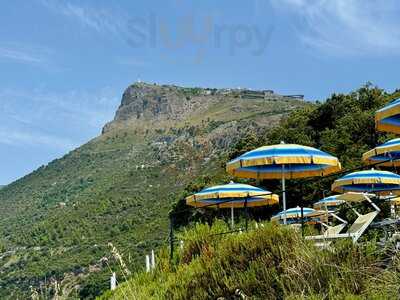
[226,143,341,224]
[313,195,345,213]
[332,169,400,195]
[186,182,279,208]
[226,144,341,179]
[363,138,400,167]
[271,207,326,224]
[376,98,400,134]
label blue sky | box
[1,0,400,184]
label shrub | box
[100,222,400,300]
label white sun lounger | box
[306,193,380,244]
[311,213,347,248]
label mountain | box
[0,82,307,298]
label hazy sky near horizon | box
[1,0,400,184]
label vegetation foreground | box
[100,221,400,299]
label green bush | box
[100,222,400,300]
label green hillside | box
[0,83,306,298]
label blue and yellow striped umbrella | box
[226,144,341,179]
[376,98,400,134]
[362,138,400,167]
[186,182,279,208]
[313,195,345,212]
[331,169,400,195]
[226,143,341,224]
[271,207,326,225]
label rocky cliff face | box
[103,82,307,162]
[115,83,172,120]
[103,82,305,134]
[103,83,200,132]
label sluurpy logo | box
[124,12,274,64]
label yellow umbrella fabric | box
[226,143,341,224]
[186,182,279,208]
[376,98,400,134]
[332,169,400,195]
[362,138,400,167]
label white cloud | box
[0,47,42,63]
[271,0,400,56]
[37,1,150,69]
[0,87,120,149]
[0,43,51,65]
[39,0,128,37]
[0,128,77,150]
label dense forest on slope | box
[0,83,305,299]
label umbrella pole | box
[300,185,304,237]
[231,205,234,230]
[282,165,287,225]
[169,215,174,262]
[391,203,396,219]
[245,197,248,231]
[325,203,329,234]
[301,206,304,237]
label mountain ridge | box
[103,82,305,133]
